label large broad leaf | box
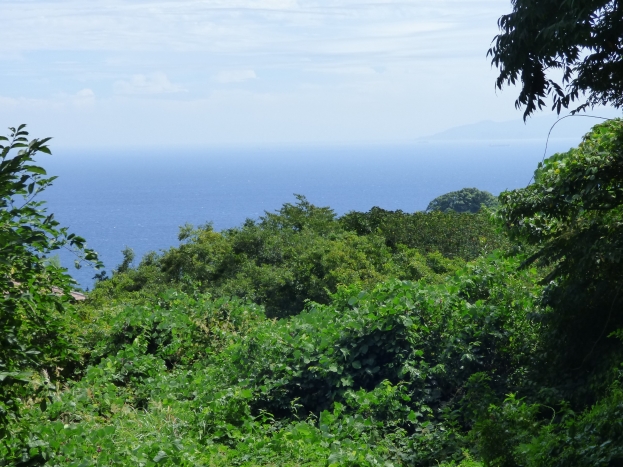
[23,165,47,175]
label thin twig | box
[528,114,611,186]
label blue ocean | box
[41,140,577,288]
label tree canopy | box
[498,119,623,385]
[6,122,623,465]
[425,187,498,214]
[0,126,101,431]
[489,0,623,118]
[90,197,505,318]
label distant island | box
[421,112,618,142]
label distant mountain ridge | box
[422,113,620,143]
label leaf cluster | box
[498,119,623,394]
[0,126,101,432]
[490,0,623,118]
[92,196,505,317]
[2,254,541,466]
[425,188,498,215]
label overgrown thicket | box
[3,255,541,466]
[0,127,101,438]
[90,196,506,318]
[3,120,623,466]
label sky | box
[0,0,618,147]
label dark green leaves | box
[498,119,623,279]
[426,188,498,214]
[490,0,623,118]
[498,119,623,396]
[0,125,102,433]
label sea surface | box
[40,139,578,288]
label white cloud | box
[73,88,96,107]
[303,65,379,75]
[0,89,95,110]
[0,1,496,59]
[113,73,185,95]
[214,70,257,83]
[1,0,586,146]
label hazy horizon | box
[4,0,618,148]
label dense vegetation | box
[0,127,101,437]
[425,188,498,214]
[90,196,506,318]
[2,119,623,466]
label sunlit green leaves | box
[0,125,102,438]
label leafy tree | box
[489,0,623,118]
[341,206,506,259]
[140,207,395,317]
[0,125,101,431]
[115,246,135,274]
[6,255,540,466]
[498,119,623,400]
[425,188,498,214]
[93,198,505,317]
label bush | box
[426,188,499,214]
[2,254,541,466]
[0,126,100,434]
[93,197,505,317]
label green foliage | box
[500,119,623,283]
[0,126,100,432]
[471,393,542,467]
[471,385,623,467]
[88,291,265,368]
[498,119,623,398]
[426,188,498,214]
[225,254,539,422]
[489,0,623,117]
[11,121,623,465]
[115,247,135,274]
[1,253,542,466]
[92,196,504,317]
[522,386,623,467]
[340,207,507,260]
[460,119,623,466]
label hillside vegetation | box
[90,196,506,318]
[2,120,623,466]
